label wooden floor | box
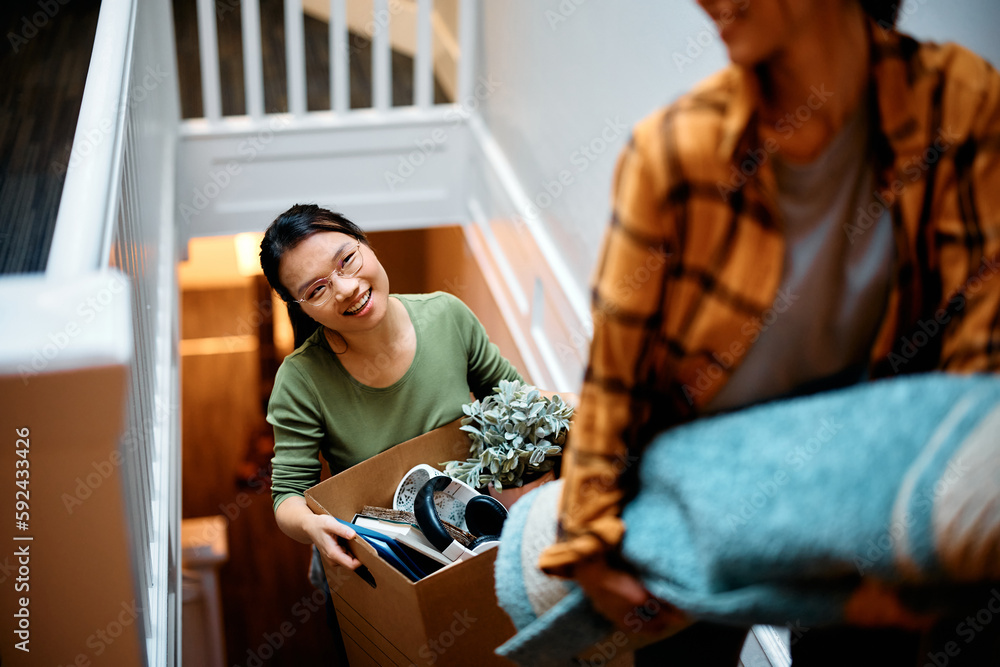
[0,0,101,274]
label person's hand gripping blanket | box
[494,373,1000,666]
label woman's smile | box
[343,287,372,316]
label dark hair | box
[859,0,900,27]
[259,204,369,347]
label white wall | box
[478,0,1000,294]
[897,0,1000,66]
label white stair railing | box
[0,0,183,665]
[176,0,478,241]
[285,0,309,115]
[191,0,470,120]
[242,0,267,119]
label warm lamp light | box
[234,233,265,276]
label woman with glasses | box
[259,203,524,591]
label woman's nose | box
[331,275,360,302]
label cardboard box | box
[305,419,517,666]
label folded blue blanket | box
[495,373,1000,666]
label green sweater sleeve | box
[448,294,524,398]
[267,360,325,512]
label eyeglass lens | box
[302,244,363,305]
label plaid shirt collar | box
[710,20,954,359]
[717,20,929,189]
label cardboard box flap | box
[305,418,471,520]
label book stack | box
[343,507,474,581]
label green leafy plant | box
[443,380,574,491]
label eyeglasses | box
[293,243,364,307]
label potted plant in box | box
[442,380,574,508]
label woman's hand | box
[274,496,362,570]
[304,513,362,570]
[574,555,687,637]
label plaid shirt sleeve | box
[933,50,1000,372]
[868,37,1000,375]
[538,113,679,575]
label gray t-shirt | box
[707,101,894,412]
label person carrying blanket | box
[495,372,1000,665]
[519,0,1000,664]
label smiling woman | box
[257,203,525,647]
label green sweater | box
[267,292,523,511]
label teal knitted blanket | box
[495,373,1000,665]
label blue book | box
[336,518,427,582]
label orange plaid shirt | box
[539,23,1000,576]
